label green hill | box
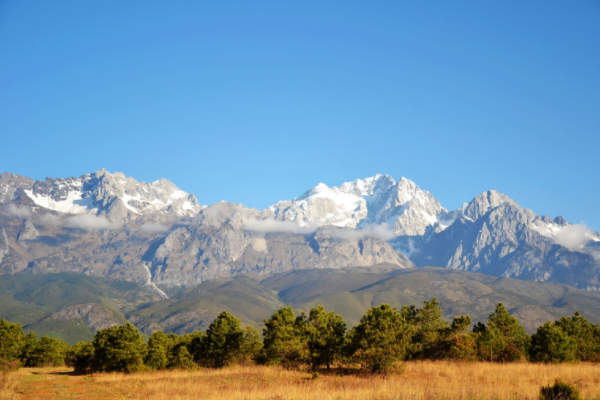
[4,266,600,343]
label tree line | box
[1,300,599,374]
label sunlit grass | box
[10,362,600,399]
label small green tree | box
[474,303,530,361]
[0,319,25,363]
[169,346,196,370]
[25,336,68,367]
[301,305,347,370]
[92,322,147,373]
[145,331,178,370]
[261,307,307,369]
[346,304,415,374]
[66,341,94,374]
[555,312,600,362]
[239,326,262,366]
[196,311,245,368]
[403,298,448,360]
[530,322,576,363]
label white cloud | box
[553,223,598,251]
[65,214,120,230]
[6,204,31,218]
[323,223,396,241]
[140,222,170,233]
[242,217,318,235]
[38,213,120,230]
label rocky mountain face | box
[44,303,123,332]
[0,171,414,294]
[0,169,599,294]
[412,191,600,290]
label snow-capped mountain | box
[1,169,599,292]
[270,174,459,236]
[0,169,203,221]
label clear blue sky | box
[1,1,599,229]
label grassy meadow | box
[4,362,600,400]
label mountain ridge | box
[1,169,599,292]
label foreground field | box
[4,362,600,400]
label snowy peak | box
[3,169,203,220]
[338,174,396,197]
[269,174,454,237]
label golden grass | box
[10,362,600,400]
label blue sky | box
[1,1,599,229]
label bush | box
[345,304,414,374]
[92,322,147,373]
[540,379,580,400]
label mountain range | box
[2,169,600,342]
[1,169,598,292]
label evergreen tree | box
[404,298,448,359]
[66,341,94,373]
[530,322,577,363]
[168,346,196,370]
[196,311,246,368]
[555,312,600,362]
[474,303,530,361]
[346,304,415,374]
[25,336,68,367]
[92,323,147,373]
[239,326,262,366]
[0,319,25,363]
[261,307,307,368]
[301,305,347,370]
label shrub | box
[540,379,580,400]
[345,304,414,374]
[92,323,147,373]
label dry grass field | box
[3,362,600,400]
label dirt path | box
[11,367,134,400]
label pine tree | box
[301,305,347,370]
[530,322,577,363]
[261,307,307,368]
[66,341,94,373]
[0,319,25,363]
[92,322,147,372]
[196,311,245,368]
[346,304,415,374]
[555,312,600,362]
[474,303,530,361]
[25,336,68,367]
[405,298,448,359]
